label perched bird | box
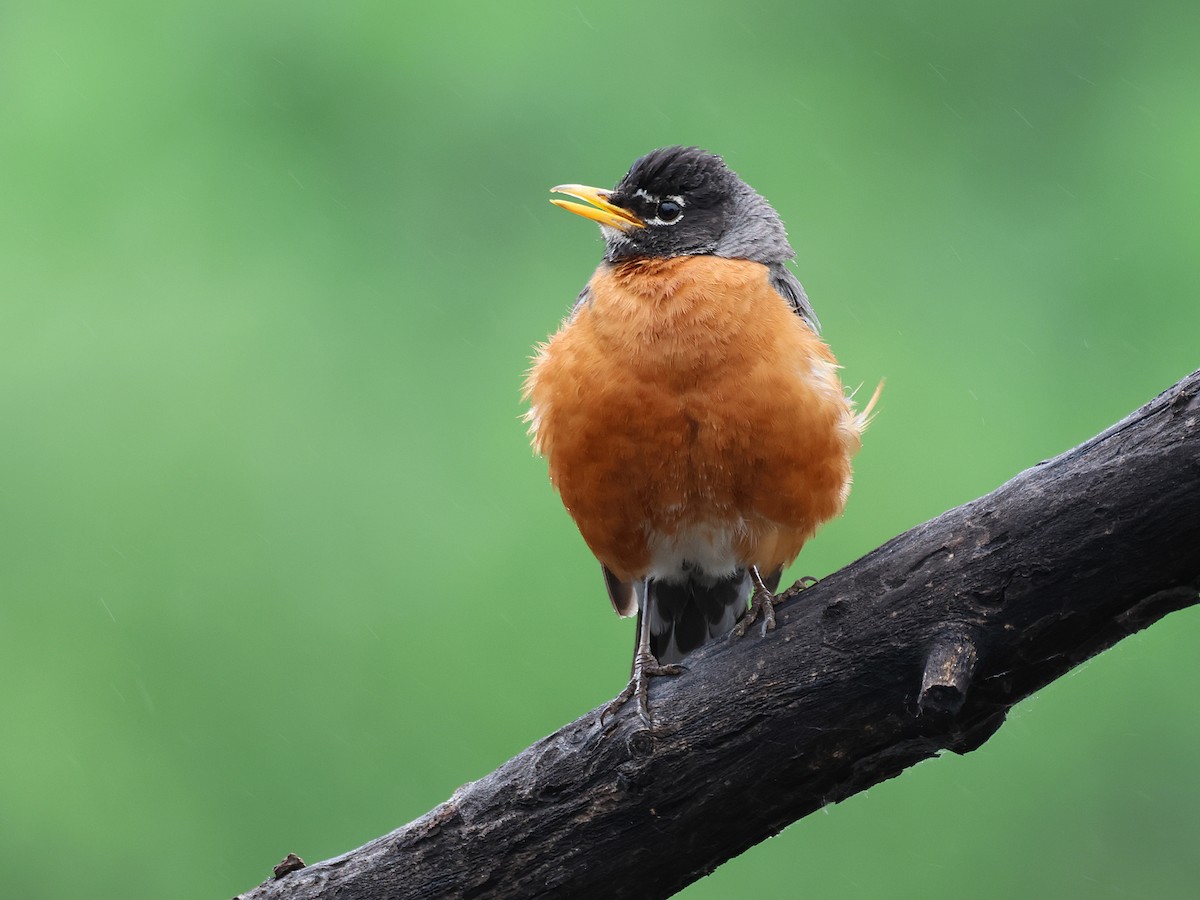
[524,146,875,723]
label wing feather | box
[768,262,820,333]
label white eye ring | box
[649,196,684,226]
[633,191,686,225]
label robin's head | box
[551,146,795,264]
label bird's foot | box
[730,574,818,640]
[730,577,779,639]
[777,575,818,604]
[600,648,684,727]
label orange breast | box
[524,256,862,582]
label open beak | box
[550,184,644,231]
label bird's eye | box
[657,200,682,223]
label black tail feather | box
[647,570,758,664]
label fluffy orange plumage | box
[525,255,865,592]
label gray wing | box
[768,262,820,334]
[602,565,640,618]
[567,283,592,321]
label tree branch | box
[238,370,1200,900]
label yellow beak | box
[550,184,644,231]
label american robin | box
[524,146,876,723]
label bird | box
[523,146,876,724]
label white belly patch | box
[645,520,746,582]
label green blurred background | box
[3,1,1198,897]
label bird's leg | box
[731,566,819,639]
[600,587,683,727]
[730,565,779,638]
[731,570,820,640]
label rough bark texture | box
[238,370,1200,900]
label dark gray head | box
[552,146,797,265]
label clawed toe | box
[730,568,819,642]
[777,575,818,603]
[600,650,684,726]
